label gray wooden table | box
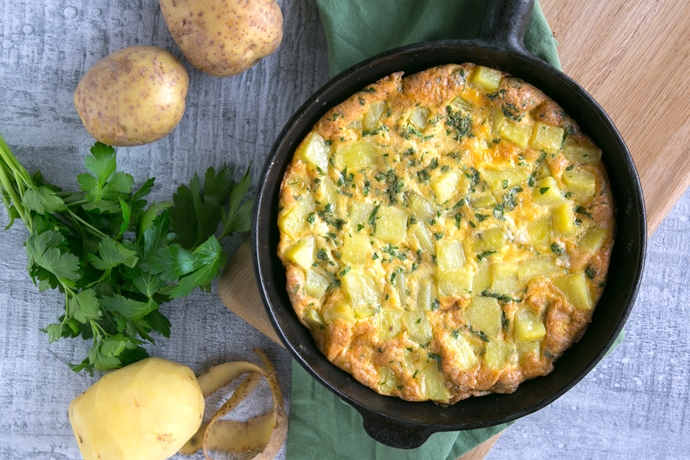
[0,1,688,459]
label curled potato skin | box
[159,0,283,77]
[74,45,189,146]
[179,349,287,459]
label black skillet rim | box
[251,1,647,449]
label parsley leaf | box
[26,231,81,285]
[101,295,158,321]
[87,236,139,270]
[77,143,135,213]
[68,289,101,323]
[21,186,66,214]
[221,167,253,236]
[171,165,253,248]
[170,236,226,298]
[0,136,253,373]
[445,105,473,140]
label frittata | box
[277,63,615,404]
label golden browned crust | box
[277,63,615,404]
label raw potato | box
[160,0,283,77]
[69,357,204,460]
[74,46,189,146]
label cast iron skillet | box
[253,0,646,449]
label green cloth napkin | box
[316,0,560,77]
[287,1,560,458]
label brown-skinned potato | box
[74,46,189,146]
[159,0,283,77]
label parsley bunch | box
[0,136,252,373]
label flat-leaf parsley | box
[0,136,252,373]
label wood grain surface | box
[541,0,690,235]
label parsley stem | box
[66,209,107,239]
[63,198,88,207]
[0,138,31,230]
[0,135,32,182]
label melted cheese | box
[277,63,615,404]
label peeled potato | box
[69,357,204,460]
[74,45,189,146]
[160,0,283,77]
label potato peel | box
[196,361,264,397]
[179,349,287,459]
[197,413,276,453]
[252,406,288,460]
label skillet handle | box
[477,0,534,58]
[357,409,436,449]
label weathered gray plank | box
[1,0,689,459]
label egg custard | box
[277,63,615,404]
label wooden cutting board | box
[219,0,690,457]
